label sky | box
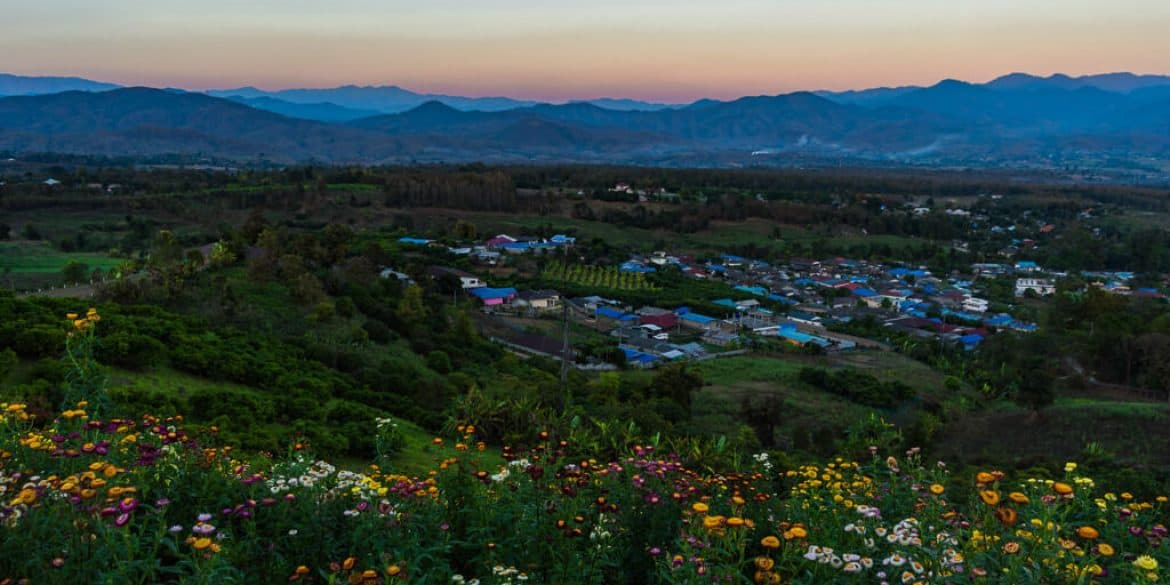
[4,0,1170,102]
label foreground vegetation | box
[2,317,1168,583]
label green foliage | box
[542,260,658,292]
[798,367,916,407]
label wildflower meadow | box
[1,312,1168,584]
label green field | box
[105,366,453,474]
[0,241,126,274]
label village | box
[381,225,1164,371]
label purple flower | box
[197,513,212,522]
[649,547,662,557]
[51,558,65,569]
[155,498,171,507]
[169,525,184,533]
[114,513,130,527]
[118,498,139,513]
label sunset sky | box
[5,0,1170,102]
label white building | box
[1015,278,1055,297]
[962,297,990,313]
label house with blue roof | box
[712,298,739,309]
[1014,261,1041,273]
[984,315,1013,328]
[596,306,636,322]
[549,234,576,245]
[773,323,831,348]
[852,287,878,298]
[680,312,720,331]
[959,333,984,349]
[398,237,433,246]
[468,287,517,307]
[1009,321,1038,333]
[500,242,533,254]
[620,261,657,273]
[767,294,798,305]
[734,285,768,297]
[889,268,928,279]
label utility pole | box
[559,245,572,409]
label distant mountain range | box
[1,72,1169,167]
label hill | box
[0,87,434,162]
[0,73,120,96]
[3,78,1170,165]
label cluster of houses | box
[632,253,1044,352]
[423,266,564,314]
[391,226,1169,367]
[398,233,576,266]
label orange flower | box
[342,557,356,571]
[761,536,781,549]
[786,526,808,539]
[976,471,996,485]
[703,516,724,530]
[1077,526,1100,540]
[1053,482,1074,496]
[980,490,1001,506]
[1008,492,1030,504]
[995,507,1018,526]
[1003,541,1021,554]
[929,483,945,495]
[692,502,709,514]
[726,517,746,528]
[755,557,775,571]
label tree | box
[1015,357,1055,417]
[151,230,184,267]
[396,285,428,326]
[61,260,89,283]
[650,363,703,417]
[453,220,478,240]
[241,208,269,244]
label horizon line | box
[5,69,1170,104]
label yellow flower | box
[726,516,746,528]
[295,566,310,576]
[702,516,723,530]
[980,490,1001,506]
[1096,543,1115,557]
[386,565,402,576]
[755,556,775,571]
[193,538,212,551]
[1064,462,1077,473]
[692,502,709,514]
[929,484,945,495]
[1134,555,1158,571]
[761,536,781,549]
[787,526,808,539]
